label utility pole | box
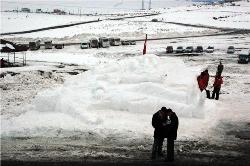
[149,0,152,10]
[142,0,145,10]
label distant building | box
[21,8,31,13]
[53,9,66,15]
[36,9,42,13]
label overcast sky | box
[1,0,192,11]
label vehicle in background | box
[44,41,52,49]
[89,38,99,48]
[227,46,235,54]
[185,46,194,53]
[55,44,64,49]
[205,46,214,53]
[166,46,174,53]
[99,37,110,48]
[109,37,121,46]
[166,46,173,53]
[151,18,158,22]
[129,40,136,45]
[176,46,184,53]
[121,40,130,45]
[80,41,90,49]
[29,40,41,50]
[195,46,203,53]
[238,53,249,64]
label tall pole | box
[142,0,145,10]
[149,0,152,10]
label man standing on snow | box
[151,107,179,162]
[217,61,224,75]
[211,73,223,100]
[203,70,210,99]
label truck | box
[29,40,41,50]
[89,38,99,48]
[44,41,52,49]
[99,37,110,48]
[109,37,121,46]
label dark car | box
[238,53,250,64]
[166,46,173,53]
[185,46,194,53]
[196,46,203,53]
[55,44,64,49]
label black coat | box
[152,111,179,140]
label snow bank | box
[1,54,215,139]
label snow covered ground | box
[0,12,101,33]
[1,0,250,164]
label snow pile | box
[1,54,215,139]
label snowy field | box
[0,12,101,33]
[1,0,250,165]
[133,1,250,29]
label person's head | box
[160,107,167,113]
[204,69,208,73]
[166,108,172,116]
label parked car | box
[176,46,184,53]
[227,46,235,54]
[89,38,99,48]
[151,18,158,22]
[166,46,173,53]
[44,41,52,49]
[55,44,64,49]
[121,40,130,45]
[80,41,90,49]
[129,40,136,45]
[185,46,194,53]
[109,37,121,46]
[238,53,249,64]
[195,46,203,53]
[29,40,41,50]
[205,46,214,53]
[99,37,110,48]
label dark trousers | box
[206,89,210,99]
[152,137,175,160]
[152,137,164,158]
[211,87,220,100]
[167,139,174,161]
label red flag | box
[143,34,147,55]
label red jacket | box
[197,75,205,91]
[213,76,223,88]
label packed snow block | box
[1,54,215,138]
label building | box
[21,8,31,13]
[36,9,42,13]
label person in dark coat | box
[211,73,223,100]
[151,107,179,162]
[203,70,210,99]
[217,61,224,75]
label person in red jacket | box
[197,70,210,98]
[197,71,205,92]
[211,73,223,100]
